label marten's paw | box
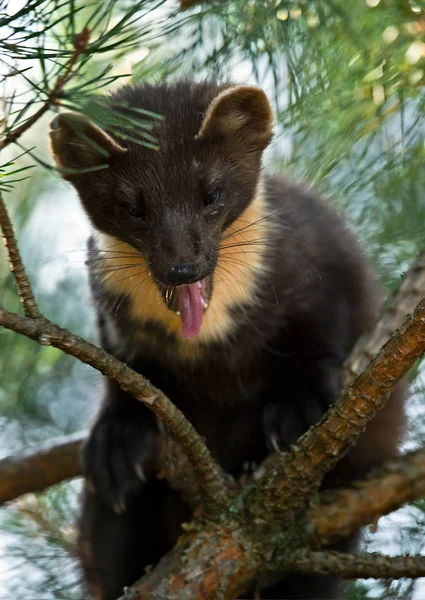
[262,394,336,451]
[82,405,157,513]
[262,401,306,451]
[262,367,341,451]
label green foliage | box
[0,0,177,182]
[164,0,425,288]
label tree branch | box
[248,295,425,524]
[4,431,425,550]
[0,193,40,317]
[2,412,425,596]
[345,247,425,384]
[121,446,425,599]
[0,306,229,514]
[0,432,85,504]
[0,27,90,150]
[124,294,425,598]
[287,550,425,580]
[308,446,425,545]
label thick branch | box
[0,432,85,504]
[0,306,229,514]
[345,247,425,384]
[287,550,425,579]
[122,447,425,599]
[2,424,425,597]
[122,526,259,600]
[0,194,40,317]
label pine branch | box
[308,446,425,545]
[0,193,39,317]
[345,247,425,384]
[0,306,229,515]
[0,27,90,150]
[4,431,425,551]
[248,294,425,525]
[287,550,425,580]
[0,432,85,505]
[125,292,425,598]
[1,411,425,596]
[116,445,425,599]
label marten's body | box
[50,80,405,600]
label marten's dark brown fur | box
[50,79,405,599]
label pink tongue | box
[176,283,204,339]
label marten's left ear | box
[197,85,273,150]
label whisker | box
[219,240,276,251]
[113,273,152,318]
[222,207,288,241]
[215,263,247,295]
[106,268,151,287]
[39,249,143,263]
[291,252,323,282]
[218,257,280,304]
[89,264,149,275]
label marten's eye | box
[204,189,221,207]
[127,205,145,219]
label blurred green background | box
[1,0,425,598]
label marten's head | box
[50,80,273,341]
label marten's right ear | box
[49,112,127,174]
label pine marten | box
[50,80,405,600]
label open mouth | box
[160,278,211,339]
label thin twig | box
[345,246,425,384]
[0,306,230,514]
[287,550,425,580]
[0,27,90,150]
[0,193,40,317]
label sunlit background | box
[1,0,425,598]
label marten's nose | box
[166,262,199,286]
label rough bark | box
[308,446,425,545]
[286,551,425,580]
[2,284,425,596]
[122,447,425,598]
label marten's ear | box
[197,85,273,150]
[49,112,127,174]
